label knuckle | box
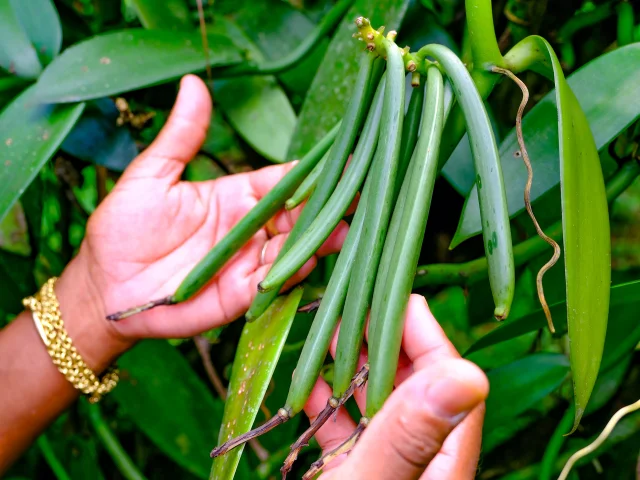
[388,396,448,469]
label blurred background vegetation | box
[1,0,640,479]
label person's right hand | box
[304,294,489,480]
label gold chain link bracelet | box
[23,277,119,403]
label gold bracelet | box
[23,277,119,403]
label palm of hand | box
[79,76,297,339]
[85,173,262,338]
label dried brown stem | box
[302,417,369,480]
[297,299,322,313]
[281,364,370,478]
[106,296,175,321]
[211,408,290,458]
[194,336,227,398]
[492,66,561,334]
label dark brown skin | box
[0,75,488,479]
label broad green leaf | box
[10,0,62,64]
[484,353,570,431]
[585,355,631,416]
[129,0,192,31]
[534,38,609,431]
[464,280,640,371]
[211,287,303,480]
[33,30,242,103]
[113,340,227,479]
[0,85,85,224]
[216,76,296,163]
[0,2,42,78]
[212,18,296,163]
[288,0,410,158]
[61,99,138,172]
[220,0,326,96]
[454,43,640,243]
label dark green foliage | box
[2,0,640,479]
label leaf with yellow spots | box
[210,287,303,480]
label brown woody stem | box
[297,299,322,313]
[281,364,370,478]
[210,408,290,458]
[105,296,175,321]
[302,417,369,480]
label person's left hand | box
[59,74,348,358]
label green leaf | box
[33,30,242,103]
[453,43,640,243]
[9,0,62,64]
[113,340,227,479]
[61,99,138,172]
[484,353,570,431]
[0,85,85,224]
[212,18,296,163]
[534,38,609,431]
[287,0,411,158]
[129,0,192,31]
[220,0,326,96]
[0,2,42,78]
[464,280,640,371]
[211,287,303,480]
[216,76,296,163]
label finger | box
[335,359,488,480]
[120,75,212,184]
[246,162,298,200]
[401,294,460,371]
[247,219,349,287]
[328,324,368,412]
[303,376,358,461]
[423,405,485,480]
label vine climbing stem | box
[464,0,506,70]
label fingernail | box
[424,378,485,424]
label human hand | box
[304,294,489,480]
[56,74,347,363]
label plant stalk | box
[414,160,640,288]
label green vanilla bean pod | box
[398,80,425,175]
[418,44,515,319]
[258,77,385,291]
[106,124,339,320]
[332,37,405,398]
[372,81,427,301]
[246,54,383,320]
[285,150,330,210]
[366,66,445,417]
[285,179,371,415]
[208,183,370,458]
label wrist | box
[54,253,135,373]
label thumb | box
[120,74,212,184]
[333,359,488,480]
